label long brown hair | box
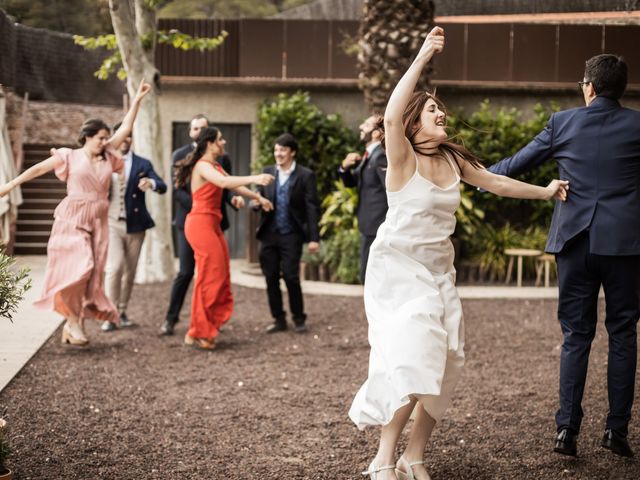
[379,90,483,170]
[174,126,220,188]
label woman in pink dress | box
[0,82,151,346]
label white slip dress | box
[349,153,465,429]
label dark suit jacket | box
[488,96,640,255]
[123,153,167,234]
[255,164,321,243]
[171,143,235,231]
[338,143,388,236]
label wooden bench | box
[535,253,556,287]
[504,248,542,287]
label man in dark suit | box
[160,114,243,335]
[338,114,387,282]
[488,54,640,458]
[102,123,167,331]
[254,133,321,334]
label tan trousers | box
[104,220,145,314]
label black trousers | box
[259,231,306,325]
[165,228,195,324]
[360,234,376,283]
[555,232,640,436]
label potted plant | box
[0,418,11,480]
[0,249,31,323]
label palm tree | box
[357,0,435,112]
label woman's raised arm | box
[107,81,152,151]
[384,26,444,168]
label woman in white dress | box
[349,27,569,480]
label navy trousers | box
[360,234,376,284]
[555,232,640,436]
[165,228,195,324]
[259,231,306,325]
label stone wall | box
[4,89,123,153]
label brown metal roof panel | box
[239,19,284,78]
[604,26,640,84]
[330,20,359,79]
[286,20,330,78]
[558,25,603,82]
[431,23,466,81]
[466,24,512,81]
[512,24,558,82]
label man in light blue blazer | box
[488,54,640,458]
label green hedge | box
[254,91,359,201]
[448,101,561,230]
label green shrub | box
[323,228,361,284]
[317,181,360,283]
[467,223,548,281]
[0,250,32,322]
[448,101,561,229]
[254,91,360,200]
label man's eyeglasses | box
[578,81,591,89]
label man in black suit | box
[488,54,640,458]
[160,114,244,335]
[338,114,387,282]
[254,133,320,334]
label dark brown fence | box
[156,18,640,87]
[157,18,360,80]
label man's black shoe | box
[120,312,134,328]
[554,428,578,456]
[601,429,634,458]
[266,323,287,334]
[294,323,308,334]
[159,320,176,336]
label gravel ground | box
[0,283,638,479]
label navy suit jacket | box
[124,153,167,234]
[171,143,236,231]
[255,164,321,243]
[488,96,640,255]
[338,143,388,236]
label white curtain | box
[0,90,23,246]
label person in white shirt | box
[101,122,167,331]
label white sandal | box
[395,457,431,480]
[362,461,397,479]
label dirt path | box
[1,284,638,479]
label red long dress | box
[184,163,233,339]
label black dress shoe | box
[266,322,287,334]
[159,320,176,336]
[554,428,578,456]
[294,323,308,334]
[601,429,634,458]
[119,312,134,328]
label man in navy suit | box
[338,115,388,282]
[160,114,243,335]
[488,54,640,458]
[254,133,321,334]
[102,123,167,331]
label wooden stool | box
[504,248,542,287]
[535,253,556,287]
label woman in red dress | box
[174,127,274,350]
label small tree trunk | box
[109,0,174,282]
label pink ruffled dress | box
[33,146,123,321]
